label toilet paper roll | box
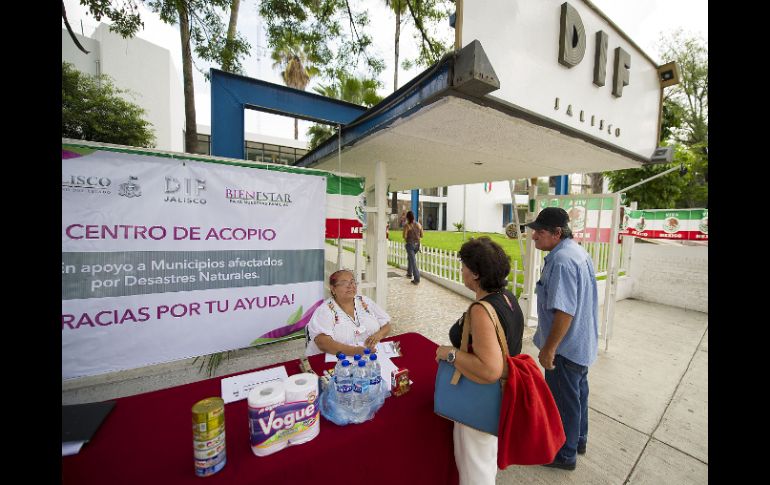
[248,380,286,409]
[248,381,288,457]
[284,373,318,403]
[285,373,320,445]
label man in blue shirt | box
[527,207,599,471]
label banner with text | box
[619,208,708,241]
[62,145,329,379]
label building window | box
[502,203,514,226]
[245,141,265,162]
[192,133,210,155]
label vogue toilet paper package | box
[248,373,320,457]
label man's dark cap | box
[525,207,570,230]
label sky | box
[62,0,707,142]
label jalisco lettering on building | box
[61,294,297,330]
[64,224,277,241]
[554,2,632,138]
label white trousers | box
[453,422,498,485]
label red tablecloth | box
[62,332,458,484]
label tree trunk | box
[590,172,603,194]
[177,2,198,154]
[222,0,241,73]
[394,6,401,91]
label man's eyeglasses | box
[334,279,357,288]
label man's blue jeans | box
[405,242,420,282]
[545,354,589,464]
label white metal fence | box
[387,240,526,295]
[332,235,634,296]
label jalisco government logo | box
[118,176,142,198]
[224,187,293,207]
[62,175,112,194]
[164,176,207,204]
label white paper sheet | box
[220,366,289,404]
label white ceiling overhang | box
[310,96,642,191]
[296,40,651,191]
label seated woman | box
[305,269,392,356]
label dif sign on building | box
[462,0,662,160]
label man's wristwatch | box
[447,348,457,364]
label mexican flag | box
[324,174,366,239]
[620,208,708,241]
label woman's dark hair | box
[406,211,415,223]
[458,237,510,292]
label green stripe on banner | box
[62,143,364,196]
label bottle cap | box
[354,354,361,361]
[363,348,371,355]
[338,353,346,360]
[358,360,366,367]
[341,360,350,367]
[370,353,378,361]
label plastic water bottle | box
[334,353,346,373]
[362,348,371,363]
[368,353,382,397]
[335,360,353,407]
[353,354,362,365]
[352,360,370,410]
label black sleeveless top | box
[449,290,524,356]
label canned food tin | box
[194,455,227,477]
[193,422,225,441]
[192,397,226,477]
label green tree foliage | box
[259,0,452,84]
[306,74,383,149]
[271,34,322,139]
[385,0,453,90]
[259,0,384,81]
[67,1,250,153]
[605,31,707,209]
[62,62,156,147]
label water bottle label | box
[353,382,369,394]
[336,384,352,393]
[369,376,381,385]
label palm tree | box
[386,0,408,91]
[271,38,319,139]
[307,74,383,149]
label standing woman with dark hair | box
[435,237,525,484]
[403,211,423,285]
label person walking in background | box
[526,207,599,471]
[399,210,407,228]
[403,211,423,285]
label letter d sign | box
[558,2,586,68]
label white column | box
[364,161,389,308]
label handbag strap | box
[450,299,509,384]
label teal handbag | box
[434,301,508,436]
